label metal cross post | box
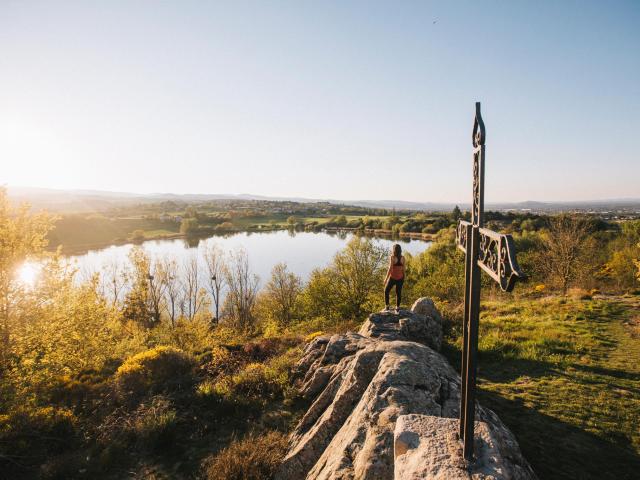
[456,102,526,461]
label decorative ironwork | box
[471,103,485,227]
[456,221,468,251]
[457,103,525,462]
[456,221,524,292]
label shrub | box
[130,229,145,242]
[199,345,237,378]
[0,406,78,473]
[304,331,324,342]
[568,288,592,300]
[180,217,199,234]
[114,346,196,400]
[242,338,281,361]
[202,430,289,480]
[231,363,282,399]
[214,346,300,404]
[605,245,640,291]
[96,395,177,452]
[408,240,465,302]
[131,396,177,450]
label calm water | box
[69,231,431,285]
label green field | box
[441,295,640,479]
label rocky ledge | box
[276,298,537,480]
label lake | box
[68,230,431,286]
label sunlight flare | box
[17,261,41,288]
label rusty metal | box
[456,103,525,462]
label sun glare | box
[17,262,41,288]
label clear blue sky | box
[1,1,638,203]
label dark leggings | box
[384,278,404,308]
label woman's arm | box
[384,256,392,282]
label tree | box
[223,249,259,332]
[148,258,167,325]
[0,188,53,362]
[331,237,386,319]
[538,215,591,294]
[301,267,341,321]
[100,258,128,306]
[203,242,226,325]
[160,256,180,327]
[131,229,145,242]
[451,205,462,221]
[180,253,207,321]
[259,263,302,327]
[408,239,465,302]
[122,248,155,327]
[180,217,199,235]
[334,215,347,227]
[606,246,640,290]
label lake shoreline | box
[49,227,434,256]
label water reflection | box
[68,230,431,287]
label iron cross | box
[455,102,525,461]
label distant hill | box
[5,186,640,214]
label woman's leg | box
[384,279,394,307]
[395,279,404,308]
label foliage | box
[202,430,289,480]
[114,346,196,400]
[303,237,386,320]
[203,242,226,324]
[214,346,300,404]
[5,263,124,405]
[535,215,593,293]
[122,247,154,326]
[3,194,640,478]
[407,232,465,302]
[0,187,54,364]
[180,217,199,235]
[256,262,302,328]
[604,245,640,290]
[96,395,178,453]
[223,249,259,332]
[0,406,79,472]
[131,229,145,242]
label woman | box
[384,244,405,312]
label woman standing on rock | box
[384,244,405,313]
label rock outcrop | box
[277,298,536,480]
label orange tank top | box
[390,257,404,280]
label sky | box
[1,1,639,203]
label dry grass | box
[202,430,289,480]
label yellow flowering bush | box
[304,331,324,342]
[114,346,196,399]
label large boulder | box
[276,300,536,480]
[358,299,442,352]
[394,415,535,480]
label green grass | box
[142,229,181,237]
[49,216,181,252]
[442,295,640,479]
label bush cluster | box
[114,346,196,400]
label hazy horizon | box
[7,184,640,209]
[2,1,639,203]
